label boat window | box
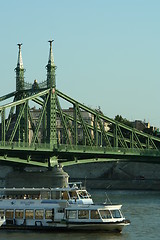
[15,209,24,219]
[78,191,88,198]
[66,210,77,219]
[35,209,44,219]
[51,191,61,199]
[5,209,14,219]
[62,191,69,200]
[69,191,78,199]
[32,194,41,200]
[78,210,89,219]
[78,190,88,199]
[41,191,50,199]
[99,210,112,219]
[25,210,34,219]
[0,210,4,217]
[90,210,100,219]
[45,209,52,219]
[58,208,65,213]
[111,210,122,218]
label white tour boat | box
[0,182,130,232]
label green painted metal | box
[114,124,118,148]
[96,115,112,147]
[46,40,57,147]
[15,44,25,92]
[117,124,128,148]
[73,104,78,145]
[0,155,49,167]
[6,105,15,132]
[55,94,71,145]
[9,102,26,144]
[93,114,98,146]
[0,90,50,110]
[0,91,17,102]
[31,93,50,145]
[1,109,5,145]
[0,41,160,167]
[76,104,93,146]
[15,44,25,144]
[24,100,29,143]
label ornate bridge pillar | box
[14,44,27,144]
[46,40,57,148]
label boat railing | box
[68,182,84,190]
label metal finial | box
[17,43,23,69]
[48,40,55,66]
[48,40,54,44]
[17,43,23,49]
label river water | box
[0,190,159,240]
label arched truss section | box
[0,87,160,166]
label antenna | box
[104,185,112,204]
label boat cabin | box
[0,182,93,205]
[65,204,124,223]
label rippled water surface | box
[0,190,160,240]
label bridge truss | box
[0,41,160,167]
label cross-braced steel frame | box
[0,42,160,167]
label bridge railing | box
[58,144,160,156]
[0,141,159,158]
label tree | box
[114,115,132,127]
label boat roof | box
[66,204,122,210]
[0,183,87,193]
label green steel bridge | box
[0,41,160,168]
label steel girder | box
[0,87,160,166]
[56,90,160,151]
[31,93,50,145]
[55,94,71,145]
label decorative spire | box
[17,43,24,69]
[15,43,25,91]
[46,40,56,88]
[48,40,55,66]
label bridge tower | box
[11,41,58,150]
[14,44,28,144]
[46,40,57,147]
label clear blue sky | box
[0,0,160,127]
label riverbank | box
[64,161,160,190]
[0,161,160,190]
[68,178,160,190]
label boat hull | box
[67,224,122,232]
[0,220,130,232]
[65,220,130,232]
